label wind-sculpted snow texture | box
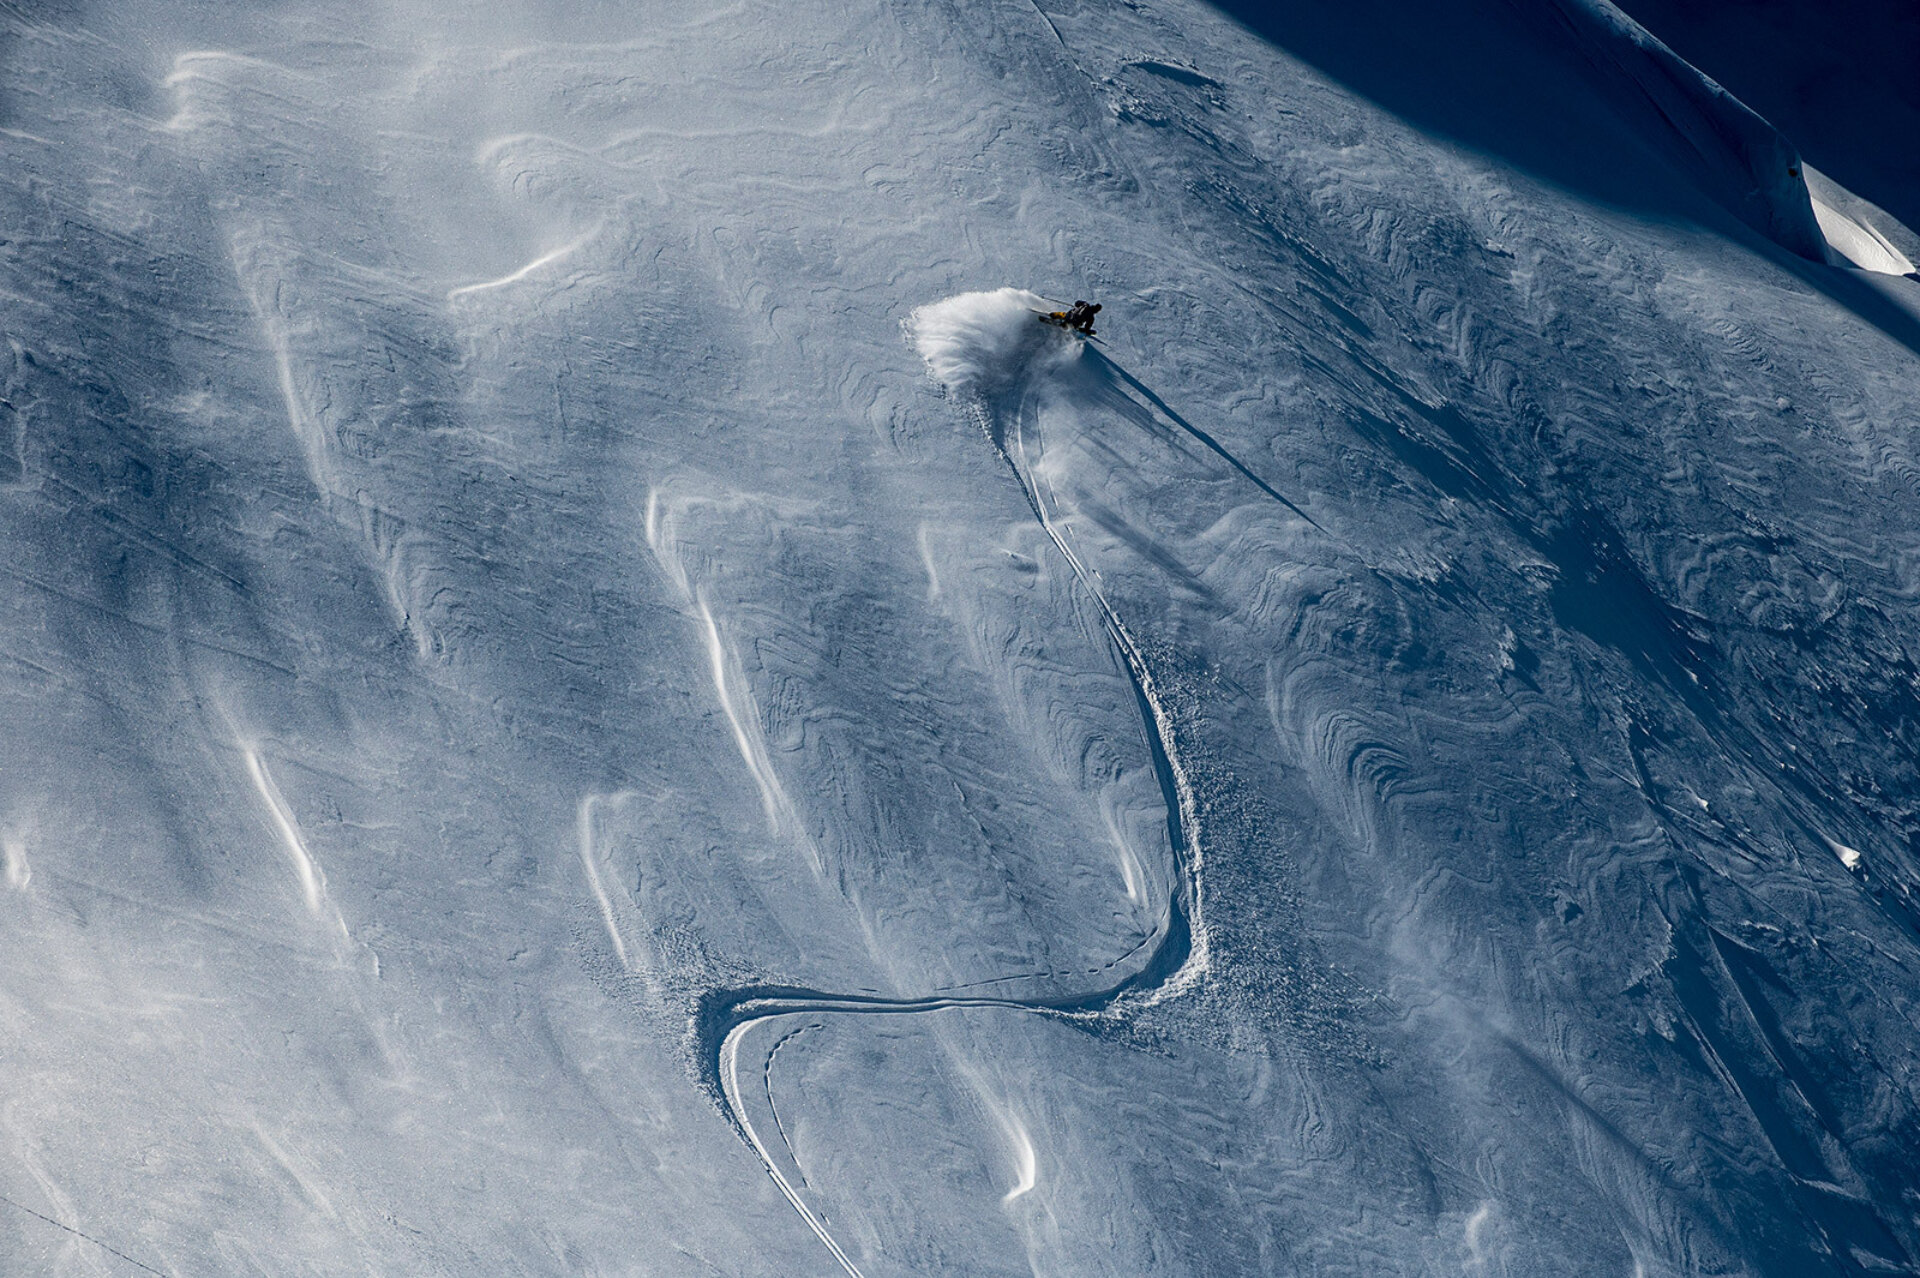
[4,0,1920,1274]
[1611,0,1920,247]
[683,291,1206,1276]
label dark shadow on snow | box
[1069,343,1322,529]
[1201,0,1920,363]
[1201,0,1722,222]
[1611,0,1920,236]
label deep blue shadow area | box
[1614,0,1920,236]
[1198,0,1920,361]
[1199,0,1714,222]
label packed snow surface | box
[6,0,1920,1276]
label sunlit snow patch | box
[447,221,603,300]
[907,287,1074,397]
[1,831,27,891]
[1805,165,1917,276]
[1811,197,1915,276]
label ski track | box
[700,313,1207,1276]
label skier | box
[1039,299,1101,336]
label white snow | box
[721,1016,870,1278]
[907,288,1074,398]
[8,0,1920,1274]
[576,792,635,971]
[997,1109,1038,1205]
[242,744,333,926]
[1811,193,1915,275]
[915,521,943,601]
[696,592,811,866]
[1,832,27,891]
[447,221,601,299]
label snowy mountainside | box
[1611,0,1920,244]
[3,0,1920,1275]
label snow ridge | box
[1550,0,1828,260]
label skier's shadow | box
[1066,343,1321,531]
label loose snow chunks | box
[908,288,1072,399]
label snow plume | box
[907,288,1074,399]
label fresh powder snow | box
[4,0,1920,1275]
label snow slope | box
[1614,0,1920,248]
[4,0,1920,1275]
[1808,177,1915,277]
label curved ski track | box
[698,346,1208,1278]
